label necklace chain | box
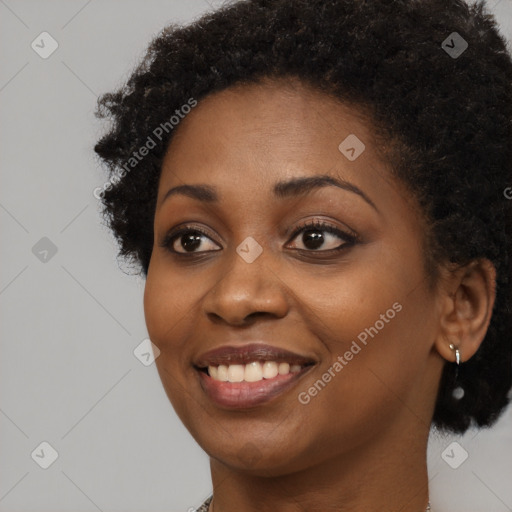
[209,497,431,511]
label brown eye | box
[161,227,221,254]
[287,220,357,252]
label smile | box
[194,343,317,408]
[207,361,304,382]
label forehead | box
[159,77,387,195]
[170,77,375,152]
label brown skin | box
[143,77,496,512]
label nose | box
[202,246,290,326]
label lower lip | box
[197,367,312,409]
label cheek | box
[143,261,200,422]
[289,258,433,408]
[284,257,404,340]
[289,314,425,466]
[143,257,197,343]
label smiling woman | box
[93,0,512,511]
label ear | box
[434,258,497,363]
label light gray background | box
[1,1,511,511]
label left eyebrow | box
[272,174,379,212]
[161,174,379,213]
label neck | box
[209,418,431,512]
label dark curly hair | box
[94,0,512,434]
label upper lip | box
[194,343,317,368]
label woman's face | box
[144,78,445,475]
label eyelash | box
[160,220,359,257]
[288,219,358,251]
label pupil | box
[303,229,324,249]
[182,234,201,251]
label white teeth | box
[217,364,229,382]
[227,364,245,382]
[245,362,263,382]
[278,362,290,375]
[262,361,279,379]
[209,365,218,379]
[207,360,306,382]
